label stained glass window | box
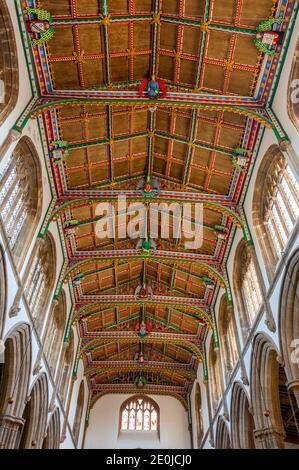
[120,396,159,432]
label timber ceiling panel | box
[23,0,288,405]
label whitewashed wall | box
[84,394,191,449]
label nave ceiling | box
[17,0,295,408]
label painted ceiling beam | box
[50,15,257,36]
[35,91,264,108]
[63,253,226,286]
[80,336,203,363]
[71,303,210,332]
[87,360,194,372]
[86,364,196,381]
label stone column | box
[254,426,285,449]
[0,128,22,163]
[0,414,24,449]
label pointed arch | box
[119,395,160,434]
[43,407,60,449]
[230,381,255,449]
[215,415,231,449]
[279,249,299,406]
[24,233,56,333]
[252,145,299,281]
[250,333,285,449]
[218,295,238,381]
[44,291,67,379]
[19,373,48,449]
[58,331,74,405]
[0,137,43,267]
[0,323,32,449]
[233,241,263,339]
[0,0,18,124]
[208,336,223,412]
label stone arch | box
[230,381,255,449]
[215,415,231,449]
[252,145,299,281]
[250,333,286,448]
[19,373,48,449]
[208,336,223,412]
[194,383,204,448]
[233,241,263,339]
[24,233,57,334]
[279,248,299,406]
[218,295,238,381]
[0,136,43,268]
[0,0,18,124]
[43,290,67,379]
[43,407,60,449]
[58,331,74,405]
[72,380,85,446]
[0,242,7,338]
[0,323,32,449]
[287,38,299,133]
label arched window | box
[233,241,263,337]
[0,0,18,124]
[120,395,159,433]
[209,337,223,411]
[72,381,85,445]
[44,292,67,378]
[287,38,299,132]
[0,137,42,266]
[58,331,74,404]
[195,383,204,448]
[218,296,238,379]
[253,145,299,279]
[23,234,56,333]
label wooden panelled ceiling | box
[23,0,286,406]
